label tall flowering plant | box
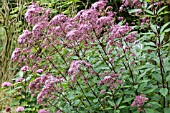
[2,0,170,112]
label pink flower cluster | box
[11,48,21,61]
[16,77,23,82]
[68,60,92,82]
[120,0,142,11]
[124,32,137,43]
[18,30,32,44]
[32,21,49,38]
[21,65,30,71]
[29,75,64,104]
[131,95,148,110]
[98,72,122,90]
[25,3,50,25]
[91,0,108,10]
[50,14,67,26]
[107,24,133,47]
[36,69,44,74]
[1,82,12,87]
[16,106,24,112]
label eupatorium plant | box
[2,0,170,113]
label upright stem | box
[46,37,68,66]
[122,48,135,85]
[158,35,166,107]
[76,81,92,106]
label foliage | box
[1,0,170,113]
[0,0,83,112]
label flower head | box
[16,78,23,82]
[1,82,12,87]
[38,109,50,113]
[91,0,108,10]
[11,48,21,61]
[21,65,29,71]
[131,95,148,108]
[50,14,67,25]
[25,3,50,25]
[36,69,44,74]
[18,30,32,44]
[16,106,24,112]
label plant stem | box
[76,81,92,106]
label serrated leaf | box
[160,22,170,33]
[160,88,168,97]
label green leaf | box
[93,98,98,103]
[164,28,170,33]
[145,108,154,113]
[143,86,157,94]
[119,106,126,109]
[164,108,170,113]
[166,75,170,82]
[108,100,114,106]
[159,11,170,16]
[150,23,157,33]
[160,88,168,97]
[152,73,162,82]
[148,102,161,108]
[145,9,154,15]
[160,22,170,33]
[137,82,147,92]
[122,97,133,103]
[129,9,141,14]
[116,97,122,106]
[157,6,168,15]
[143,42,155,47]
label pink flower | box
[118,17,124,21]
[68,60,92,82]
[18,30,32,44]
[109,58,114,63]
[56,109,62,113]
[91,0,107,10]
[131,95,148,108]
[1,82,12,87]
[32,22,48,38]
[36,69,43,74]
[11,48,21,61]
[16,78,23,82]
[16,106,24,112]
[25,3,50,25]
[100,90,106,94]
[38,109,50,113]
[21,65,29,71]
[50,14,67,25]
[66,29,80,40]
